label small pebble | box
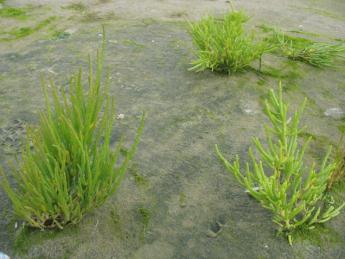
[206,230,219,238]
[243,108,256,115]
[240,100,260,115]
[64,28,78,35]
[47,67,57,75]
[117,114,125,119]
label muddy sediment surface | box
[1,0,345,258]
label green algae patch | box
[259,23,341,45]
[335,38,345,43]
[288,30,323,39]
[13,224,79,257]
[292,224,343,248]
[50,30,71,40]
[0,7,27,19]
[0,16,56,41]
[138,207,152,239]
[129,164,150,188]
[258,58,305,88]
[138,208,151,228]
[123,39,146,49]
[302,7,345,21]
[82,11,118,23]
[62,2,87,12]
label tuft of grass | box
[189,11,269,74]
[1,29,145,229]
[271,31,345,67]
[216,83,345,245]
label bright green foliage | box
[272,31,345,67]
[189,11,268,73]
[1,32,145,229]
[216,84,344,244]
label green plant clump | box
[1,31,145,229]
[189,11,268,73]
[216,84,344,244]
[272,31,345,67]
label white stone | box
[64,28,78,34]
[117,114,125,119]
[324,107,344,119]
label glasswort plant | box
[272,31,345,68]
[1,31,145,229]
[216,84,344,244]
[189,11,268,74]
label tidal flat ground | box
[0,0,345,258]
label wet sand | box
[0,0,345,258]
